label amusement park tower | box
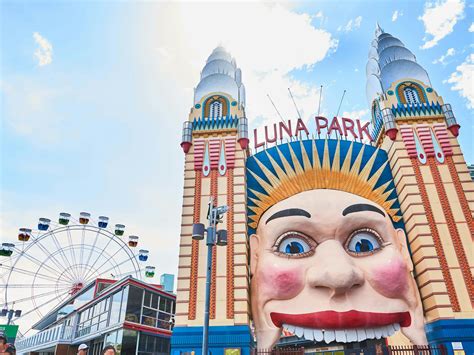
[367,24,474,351]
[172,47,252,352]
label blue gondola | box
[98,216,109,228]
[38,218,51,231]
[138,249,149,262]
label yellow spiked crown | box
[246,139,402,233]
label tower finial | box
[375,22,383,37]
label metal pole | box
[202,210,216,355]
[7,310,13,325]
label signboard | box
[253,116,373,149]
[0,325,19,343]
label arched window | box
[210,101,223,118]
[403,87,421,105]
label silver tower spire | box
[194,46,246,107]
[366,23,431,106]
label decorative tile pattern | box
[226,168,235,319]
[431,157,474,303]
[188,170,202,320]
[411,158,460,312]
[210,169,218,319]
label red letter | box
[279,120,292,141]
[315,116,328,136]
[295,118,309,138]
[254,128,264,149]
[357,120,374,142]
[328,117,343,137]
[265,123,277,144]
[342,117,358,139]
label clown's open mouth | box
[271,310,411,343]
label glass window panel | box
[109,291,122,326]
[121,329,138,355]
[125,286,143,324]
[144,291,151,308]
[159,297,166,311]
[151,293,159,309]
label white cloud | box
[432,47,456,64]
[338,16,362,32]
[392,10,403,22]
[469,22,474,32]
[149,2,337,127]
[445,54,474,108]
[419,0,465,49]
[33,32,53,66]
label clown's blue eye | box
[346,230,382,255]
[277,233,312,256]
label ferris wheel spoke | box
[11,246,68,281]
[33,236,72,278]
[82,234,116,281]
[0,283,71,289]
[14,288,71,324]
[84,244,125,281]
[65,227,81,280]
[1,264,61,283]
[4,285,71,306]
[82,229,101,278]
[49,229,77,280]
[79,228,86,274]
[86,251,136,282]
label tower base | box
[171,325,253,355]
[425,319,474,354]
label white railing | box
[15,323,74,352]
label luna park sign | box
[253,116,373,149]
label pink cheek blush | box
[369,258,409,298]
[259,265,305,300]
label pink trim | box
[416,125,435,157]
[399,125,417,158]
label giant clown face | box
[250,189,427,349]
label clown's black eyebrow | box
[342,204,385,217]
[265,208,311,224]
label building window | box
[138,333,170,355]
[404,87,420,105]
[125,285,143,324]
[204,95,228,118]
[210,100,223,118]
[140,290,175,330]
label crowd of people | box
[77,343,117,355]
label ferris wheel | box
[0,211,156,336]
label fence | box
[251,345,447,355]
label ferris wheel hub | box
[69,282,84,296]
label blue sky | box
[1,0,473,292]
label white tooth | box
[387,324,397,336]
[323,329,336,343]
[365,328,375,339]
[294,326,304,338]
[381,325,390,337]
[346,329,358,342]
[374,326,383,339]
[393,323,401,331]
[313,329,324,342]
[285,324,296,333]
[356,329,367,342]
[335,329,347,343]
[304,327,314,340]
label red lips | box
[271,310,411,329]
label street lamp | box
[192,197,229,355]
[0,307,22,325]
